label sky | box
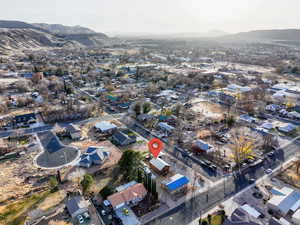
[1,0,300,35]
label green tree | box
[133,103,142,116]
[207,214,212,225]
[143,102,152,114]
[80,174,94,194]
[292,66,298,74]
[100,185,115,199]
[118,149,145,181]
[226,115,236,127]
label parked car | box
[77,215,84,224]
[265,168,273,174]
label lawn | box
[200,214,224,225]
[0,191,51,225]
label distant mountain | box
[118,30,228,39]
[172,30,228,38]
[221,29,300,41]
[32,23,96,35]
[0,20,109,52]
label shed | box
[164,174,189,193]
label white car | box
[265,169,273,174]
[77,215,84,224]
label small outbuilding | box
[163,174,189,194]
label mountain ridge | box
[0,20,109,52]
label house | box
[267,187,300,215]
[239,114,256,124]
[157,122,174,134]
[107,183,147,209]
[112,130,136,146]
[79,146,110,168]
[266,104,282,112]
[107,95,120,104]
[149,158,170,175]
[223,208,261,225]
[163,174,189,194]
[278,123,297,134]
[240,204,261,219]
[66,124,81,140]
[288,111,300,120]
[192,140,214,153]
[66,195,89,218]
[226,84,252,93]
[13,113,36,128]
[95,121,117,134]
[261,122,274,130]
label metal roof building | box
[164,174,189,193]
[268,187,300,215]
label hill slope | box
[32,23,96,35]
[0,20,109,52]
[222,29,300,41]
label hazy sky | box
[1,0,300,35]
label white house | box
[268,187,300,215]
[95,121,117,133]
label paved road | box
[146,138,300,225]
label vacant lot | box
[0,191,51,225]
[191,100,226,121]
[277,162,300,189]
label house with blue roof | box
[163,174,189,194]
[79,146,110,168]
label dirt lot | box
[0,146,55,203]
[277,162,300,189]
[191,100,226,121]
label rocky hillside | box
[32,23,96,35]
[0,20,109,53]
[0,28,62,51]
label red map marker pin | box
[148,138,164,158]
